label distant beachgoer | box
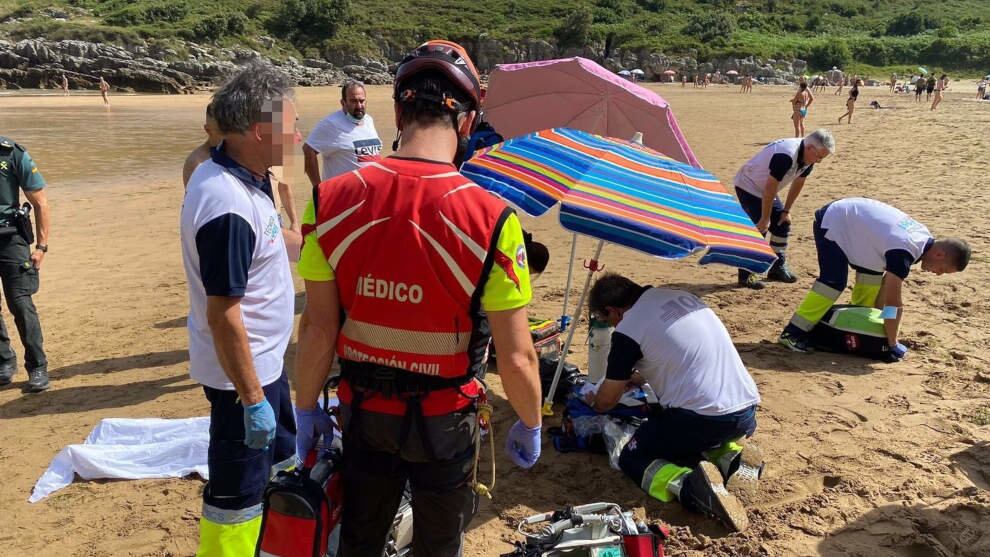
[60,73,69,96]
[976,78,986,100]
[838,79,861,124]
[834,76,844,96]
[704,73,710,88]
[930,74,948,111]
[914,77,925,102]
[926,75,936,101]
[182,104,223,189]
[682,75,686,87]
[98,76,110,106]
[745,75,754,93]
[790,82,814,137]
[888,74,897,93]
[303,80,382,186]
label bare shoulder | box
[182,143,212,187]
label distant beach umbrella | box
[918,67,929,75]
[630,69,645,76]
[663,69,677,76]
[726,70,739,76]
[618,69,632,76]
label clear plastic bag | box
[603,418,638,471]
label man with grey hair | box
[180,62,299,556]
[733,129,834,289]
[303,79,382,186]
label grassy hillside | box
[1,0,989,73]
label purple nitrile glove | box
[505,419,542,469]
[294,406,335,465]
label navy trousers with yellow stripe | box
[784,206,882,336]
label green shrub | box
[684,11,735,43]
[554,5,594,49]
[268,0,352,45]
[807,39,852,69]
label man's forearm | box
[35,203,50,246]
[784,180,804,212]
[208,305,264,404]
[303,152,321,188]
[294,311,338,410]
[277,182,299,229]
[498,351,542,428]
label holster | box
[12,203,34,244]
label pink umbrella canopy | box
[483,57,701,168]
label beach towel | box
[29,417,210,502]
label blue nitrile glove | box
[889,342,909,361]
[295,406,335,465]
[243,399,277,449]
[505,420,542,469]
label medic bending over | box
[584,273,763,532]
[779,197,970,355]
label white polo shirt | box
[305,110,382,180]
[733,137,814,198]
[608,288,760,416]
[180,150,294,391]
[821,197,932,277]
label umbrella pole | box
[542,240,605,416]
[560,234,578,331]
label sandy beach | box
[1,81,988,556]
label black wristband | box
[35,244,48,253]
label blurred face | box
[592,306,625,327]
[342,86,367,119]
[260,96,301,168]
[921,248,959,275]
[804,142,830,165]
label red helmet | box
[394,40,481,112]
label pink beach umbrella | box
[483,57,700,168]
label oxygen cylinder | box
[587,318,614,384]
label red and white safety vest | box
[307,157,511,386]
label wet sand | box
[1,83,988,556]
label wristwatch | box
[35,244,48,253]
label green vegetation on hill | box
[1,0,989,73]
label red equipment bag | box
[256,450,343,557]
[622,523,670,557]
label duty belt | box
[339,360,474,398]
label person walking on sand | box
[926,75,936,101]
[778,197,970,355]
[180,64,300,555]
[834,76,844,96]
[915,76,925,102]
[977,77,987,100]
[60,73,69,96]
[931,74,948,110]
[98,76,110,106]
[732,129,835,289]
[789,82,814,137]
[838,79,861,124]
[0,136,52,393]
[294,40,543,556]
[888,73,897,93]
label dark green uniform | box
[0,136,47,382]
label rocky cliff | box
[0,35,811,93]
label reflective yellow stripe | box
[197,514,262,557]
[642,459,691,503]
[851,283,881,307]
[343,318,470,356]
[790,285,840,331]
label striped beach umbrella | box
[462,127,777,414]
[462,127,776,273]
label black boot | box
[766,257,798,283]
[737,268,765,290]
[678,461,750,532]
[0,357,15,386]
[24,368,49,393]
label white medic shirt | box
[305,110,382,180]
[733,137,814,198]
[820,197,933,276]
[180,150,295,391]
[608,288,760,416]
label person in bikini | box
[838,79,862,124]
[789,82,814,137]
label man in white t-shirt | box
[586,273,761,533]
[780,197,970,356]
[303,80,383,185]
[180,64,298,555]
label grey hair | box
[341,79,365,100]
[936,237,971,271]
[211,62,295,134]
[805,128,836,153]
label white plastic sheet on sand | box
[29,417,210,503]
